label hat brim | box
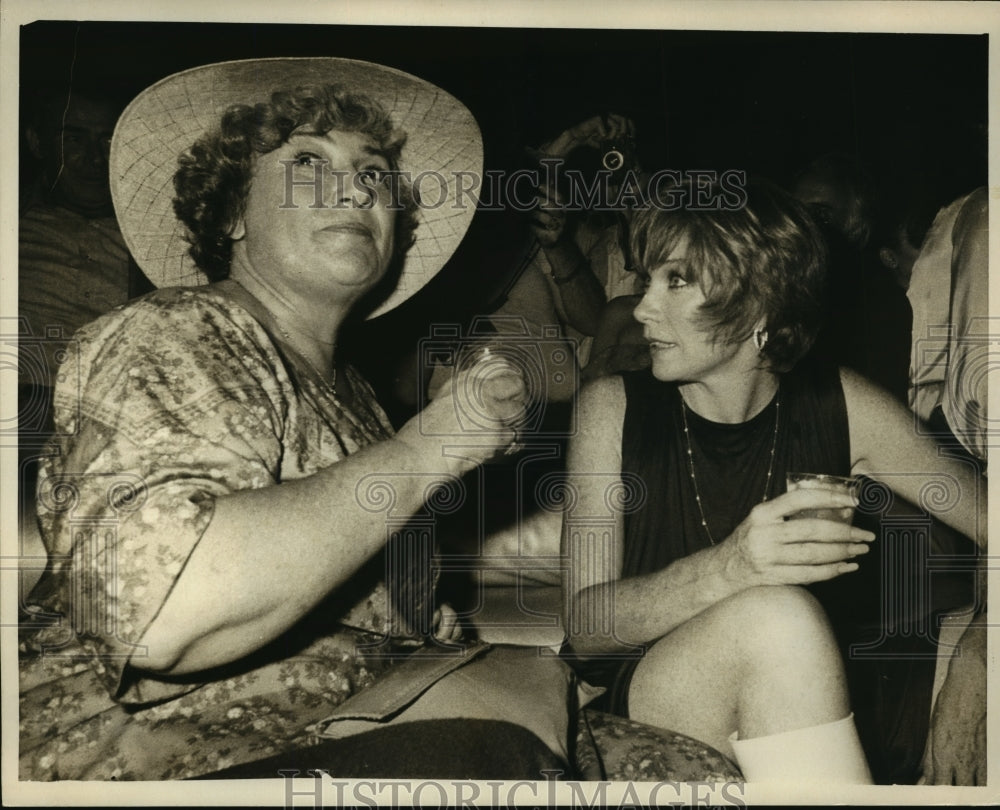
[110,57,482,319]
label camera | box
[417,316,578,438]
[601,136,637,184]
[602,148,625,172]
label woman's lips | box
[320,222,373,239]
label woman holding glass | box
[562,179,984,782]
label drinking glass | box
[785,472,858,524]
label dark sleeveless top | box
[619,363,851,576]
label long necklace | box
[679,389,781,546]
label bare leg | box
[628,585,851,761]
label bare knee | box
[632,586,835,690]
[718,586,838,662]
[724,584,827,622]
[627,586,845,749]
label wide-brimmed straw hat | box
[109,57,482,318]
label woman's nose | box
[327,170,374,209]
[633,292,654,324]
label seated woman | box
[561,180,985,783]
[19,57,562,781]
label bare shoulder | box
[838,365,926,474]
[838,365,910,436]
[837,365,868,403]
[577,374,627,423]
[838,366,906,415]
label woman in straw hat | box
[20,58,567,781]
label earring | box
[753,328,768,352]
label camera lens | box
[603,148,624,171]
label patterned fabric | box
[906,187,988,462]
[576,709,743,782]
[20,286,410,780]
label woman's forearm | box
[841,367,987,548]
[135,435,456,675]
[566,542,744,656]
[543,240,606,335]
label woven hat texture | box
[110,57,483,317]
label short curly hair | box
[629,178,829,372]
[173,84,420,281]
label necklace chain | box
[221,281,338,396]
[679,390,781,546]
[278,327,337,396]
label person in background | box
[582,291,650,383]
[790,152,910,403]
[17,87,153,596]
[791,152,875,250]
[487,113,646,398]
[874,182,988,785]
[875,184,989,467]
[19,87,152,399]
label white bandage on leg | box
[729,713,872,783]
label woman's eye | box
[293,152,321,168]
[667,273,688,289]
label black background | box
[20,21,989,415]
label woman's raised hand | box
[432,603,464,643]
[543,113,635,158]
[396,346,529,475]
[719,487,876,587]
[529,180,570,247]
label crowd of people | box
[16,54,987,786]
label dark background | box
[20,21,989,417]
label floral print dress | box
[19,287,410,780]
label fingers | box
[529,207,564,237]
[567,113,636,148]
[536,181,567,207]
[774,539,872,566]
[529,183,569,243]
[774,518,875,544]
[482,382,528,423]
[601,113,635,142]
[769,561,861,585]
[744,526,870,574]
[433,604,462,642]
[732,503,874,586]
[454,359,528,426]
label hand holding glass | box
[785,472,858,525]
[456,342,529,431]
